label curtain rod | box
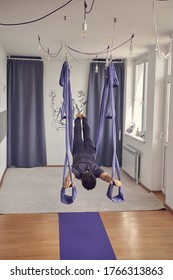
[91,60,125,63]
[91,60,124,63]
[7,56,43,61]
[7,56,124,63]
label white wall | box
[0,45,7,180]
[123,47,166,191]
[44,60,90,165]
[145,48,166,190]
[165,39,173,209]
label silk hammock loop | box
[96,63,124,202]
[59,61,77,204]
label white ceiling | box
[0,0,173,61]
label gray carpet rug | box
[0,166,165,214]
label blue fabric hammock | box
[59,61,77,204]
[59,61,123,204]
[96,63,124,202]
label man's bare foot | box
[76,113,82,118]
[76,113,86,118]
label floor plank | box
[0,214,59,260]
[100,210,173,260]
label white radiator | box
[122,145,140,183]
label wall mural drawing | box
[49,89,87,130]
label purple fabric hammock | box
[96,63,124,202]
[59,61,77,204]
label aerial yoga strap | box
[59,61,77,204]
[96,63,124,202]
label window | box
[132,59,148,138]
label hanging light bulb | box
[129,43,133,55]
[129,34,134,55]
[38,35,41,50]
[47,48,50,60]
[81,18,87,38]
[81,1,87,38]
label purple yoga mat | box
[59,212,116,260]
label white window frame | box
[132,57,148,139]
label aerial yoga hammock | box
[96,63,124,202]
[59,61,77,204]
[59,61,124,204]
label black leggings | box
[73,117,96,155]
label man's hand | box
[63,177,71,189]
[113,179,121,187]
[100,172,121,187]
[63,172,75,189]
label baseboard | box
[0,168,7,188]
[139,183,151,193]
[46,165,64,167]
[152,191,165,203]
[164,203,173,215]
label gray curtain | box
[7,59,47,167]
[86,61,124,167]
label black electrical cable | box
[110,34,134,52]
[66,34,134,56]
[67,44,109,56]
[0,0,73,26]
[85,0,95,14]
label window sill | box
[123,132,145,143]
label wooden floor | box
[0,194,173,260]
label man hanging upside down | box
[63,114,121,190]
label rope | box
[152,0,172,59]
